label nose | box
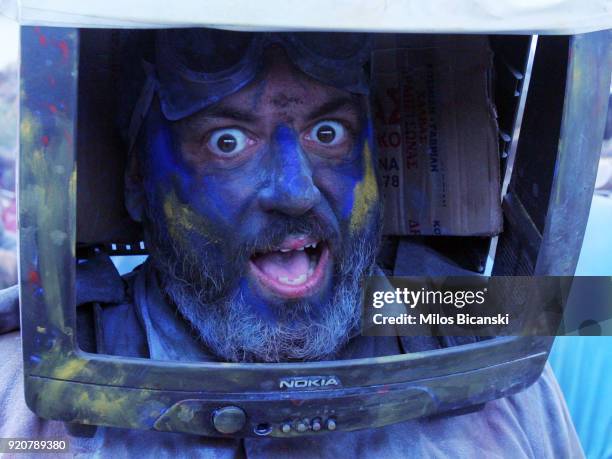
[258,125,321,217]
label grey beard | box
[155,228,379,363]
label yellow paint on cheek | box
[162,189,220,244]
[163,190,195,234]
[350,143,379,232]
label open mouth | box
[249,233,331,299]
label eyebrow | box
[189,95,360,126]
[306,96,361,121]
[197,106,257,123]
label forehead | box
[206,48,364,118]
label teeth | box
[293,274,307,284]
[278,274,308,285]
[275,240,320,253]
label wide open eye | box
[208,128,250,157]
[306,121,346,146]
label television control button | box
[212,406,246,434]
[326,418,337,431]
[311,418,322,431]
[281,422,292,433]
[296,421,308,433]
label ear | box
[124,148,146,223]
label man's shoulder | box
[500,363,584,455]
[404,364,583,458]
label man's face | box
[135,48,382,362]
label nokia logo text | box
[279,376,341,390]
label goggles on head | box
[128,29,372,151]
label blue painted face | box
[134,49,381,331]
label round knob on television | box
[212,406,246,434]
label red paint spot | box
[57,40,69,61]
[41,135,49,146]
[28,270,40,285]
[38,34,47,46]
[48,104,58,114]
[290,399,305,407]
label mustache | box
[231,211,340,259]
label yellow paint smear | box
[53,358,88,380]
[162,189,220,243]
[20,114,35,142]
[77,391,129,419]
[350,143,379,232]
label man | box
[0,29,583,457]
[101,30,383,364]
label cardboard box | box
[372,36,503,236]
